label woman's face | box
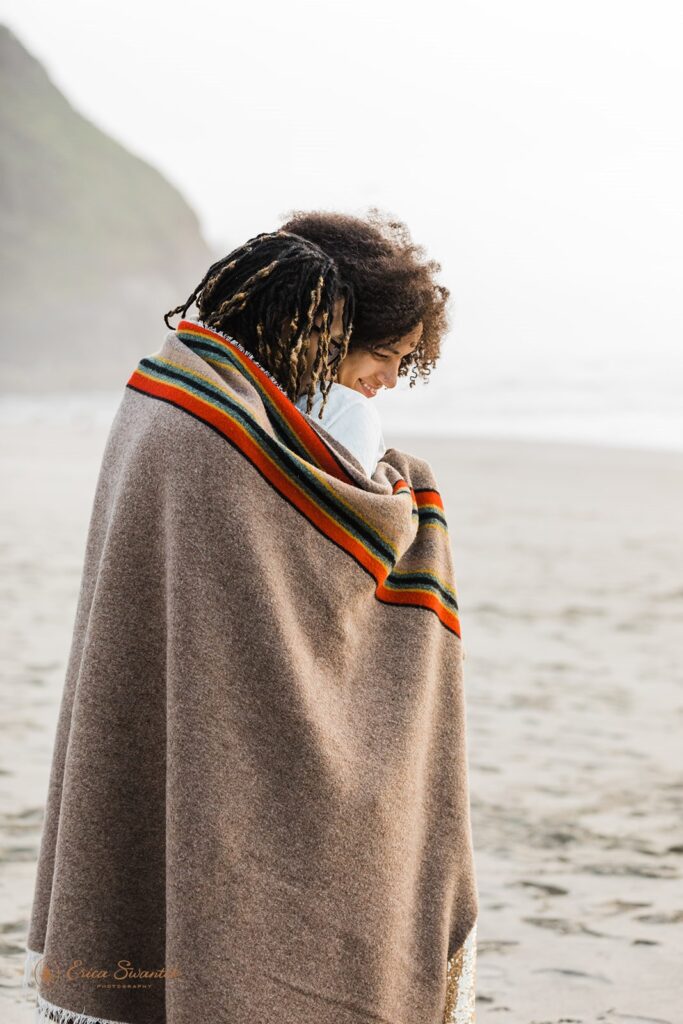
[296,300,423,398]
[336,321,423,399]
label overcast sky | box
[2,0,681,428]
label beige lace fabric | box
[443,921,477,1023]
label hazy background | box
[1,0,681,447]
[2,5,683,1022]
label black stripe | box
[386,571,459,612]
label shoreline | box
[1,391,681,458]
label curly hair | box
[278,207,451,387]
[163,230,355,416]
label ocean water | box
[1,357,681,453]
[376,356,683,452]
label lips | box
[358,378,380,397]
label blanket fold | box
[25,318,478,1024]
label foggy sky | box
[2,0,681,415]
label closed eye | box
[374,351,413,363]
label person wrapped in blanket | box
[180,213,480,1019]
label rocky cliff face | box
[0,25,216,391]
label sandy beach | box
[0,417,681,1023]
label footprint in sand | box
[478,939,519,955]
[598,899,652,915]
[600,1012,674,1023]
[513,880,569,896]
[634,909,683,924]
[523,917,614,938]
[533,965,611,983]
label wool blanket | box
[24,317,479,1024]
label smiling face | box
[295,302,423,399]
[336,321,423,398]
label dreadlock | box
[164,230,355,418]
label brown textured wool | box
[25,322,478,1024]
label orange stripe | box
[414,488,444,509]
[377,580,460,634]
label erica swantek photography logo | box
[32,954,182,990]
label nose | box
[378,365,399,389]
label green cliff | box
[0,25,216,391]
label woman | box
[294,319,423,478]
[24,226,478,1024]
[289,209,443,481]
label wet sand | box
[1,418,681,1022]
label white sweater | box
[295,381,386,477]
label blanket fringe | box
[189,317,291,400]
[443,920,477,1024]
[35,992,133,1024]
[186,317,335,421]
[22,954,133,1024]
[22,946,44,996]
